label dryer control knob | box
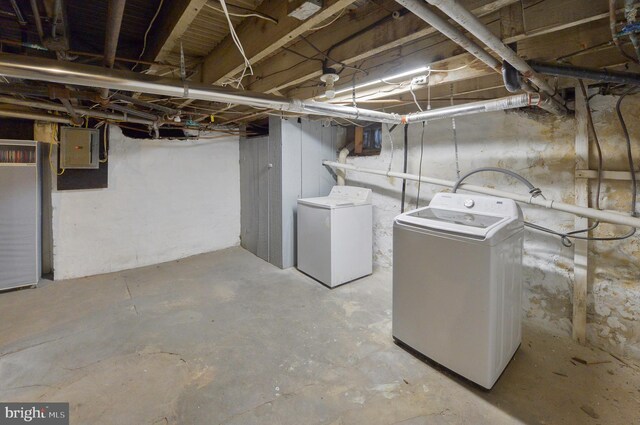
[464,199,475,208]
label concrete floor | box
[1,247,639,425]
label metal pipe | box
[336,148,349,185]
[0,54,540,124]
[102,0,127,98]
[59,98,84,125]
[29,0,45,41]
[529,61,640,85]
[111,92,180,115]
[107,103,160,121]
[395,0,501,72]
[322,161,640,228]
[52,0,62,39]
[0,95,155,125]
[9,0,27,25]
[405,93,537,123]
[425,0,567,110]
[0,108,73,124]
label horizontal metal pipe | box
[529,61,640,86]
[425,0,566,109]
[111,92,180,115]
[396,0,501,71]
[108,103,160,121]
[0,53,544,124]
[323,161,640,229]
[0,95,155,125]
[0,109,73,124]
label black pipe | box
[502,60,522,93]
[529,61,640,86]
[401,124,408,213]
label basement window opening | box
[347,123,382,156]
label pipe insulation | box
[424,0,567,110]
[322,161,640,229]
[395,0,501,72]
[0,53,541,125]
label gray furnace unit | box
[0,140,41,290]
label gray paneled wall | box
[239,117,341,269]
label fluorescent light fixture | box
[329,66,430,97]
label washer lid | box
[396,208,509,239]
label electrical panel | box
[60,127,100,169]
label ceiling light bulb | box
[320,71,340,100]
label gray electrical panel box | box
[60,127,100,169]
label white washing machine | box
[392,192,524,389]
[297,186,373,288]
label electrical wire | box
[579,80,604,211]
[452,167,637,247]
[450,85,460,179]
[219,0,254,89]
[47,123,64,176]
[616,86,638,217]
[299,35,367,75]
[132,0,164,72]
[205,2,277,24]
[386,123,397,173]
[99,123,109,163]
[409,83,423,112]
[415,122,426,209]
[309,7,347,31]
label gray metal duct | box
[395,0,501,72]
[0,53,541,124]
[424,0,567,110]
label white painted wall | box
[338,95,640,359]
[51,126,240,280]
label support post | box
[573,83,590,344]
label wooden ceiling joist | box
[200,0,361,86]
[245,0,518,95]
[145,0,209,64]
[286,0,619,101]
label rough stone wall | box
[341,94,640,359]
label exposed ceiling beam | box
[286,0,618,100]
[144,0,209,64]
[200,0,360,85]
[245,0,517,95]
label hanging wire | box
[450,84,460,179]
[415,75,431,209]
